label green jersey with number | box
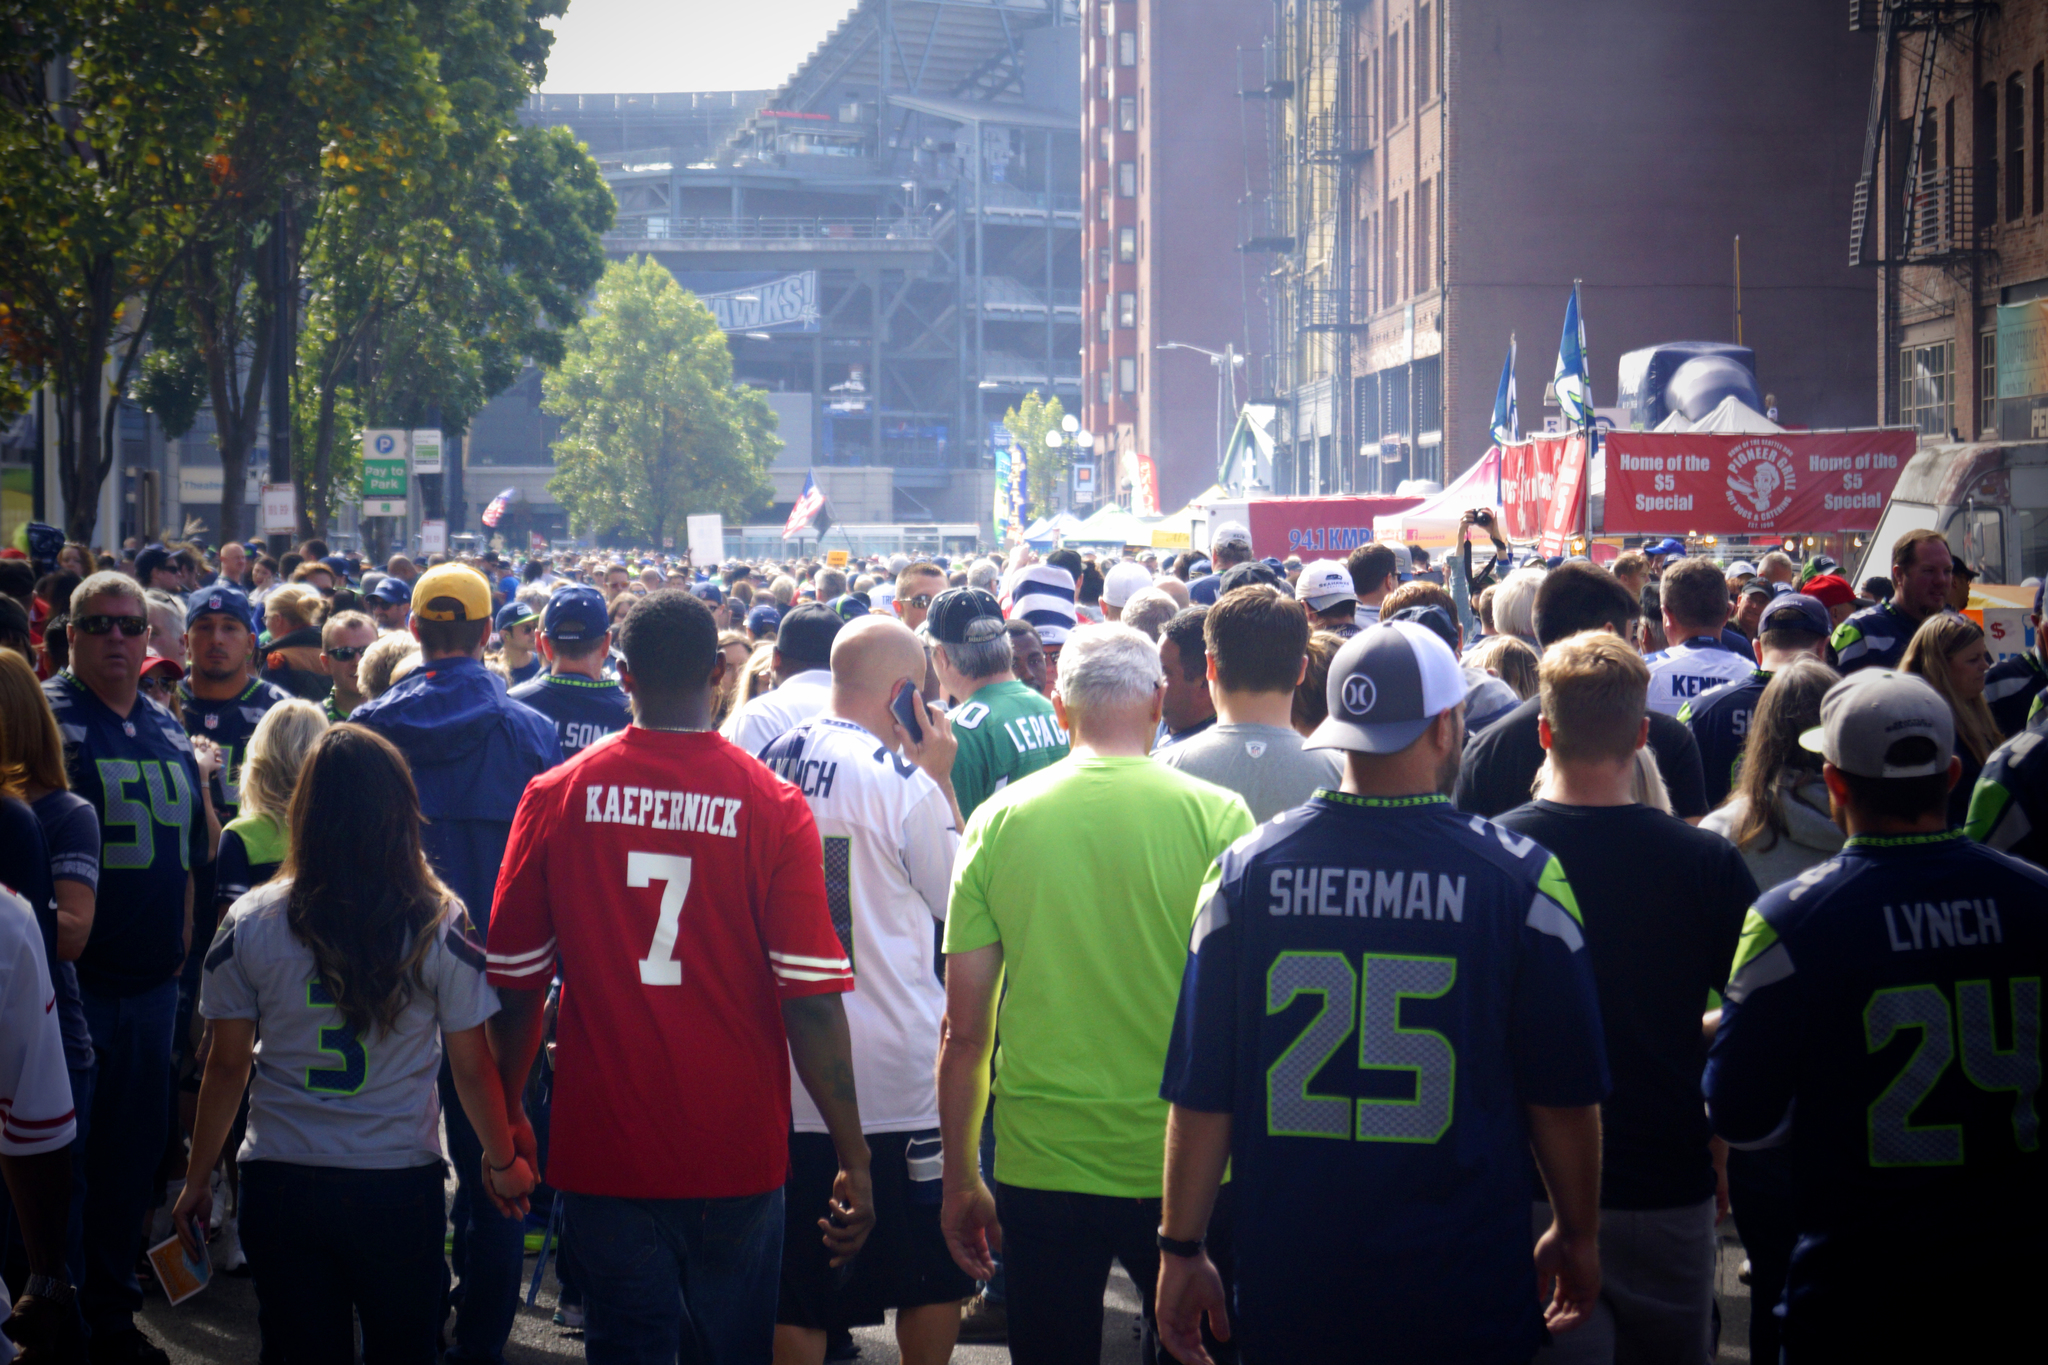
[947,679,1069,820]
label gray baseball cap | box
[1306,620,1467,755]
[1799,670,1955,778]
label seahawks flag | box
[1490,336,1518,446]
[1553,282,1592,426]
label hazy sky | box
[541,0,859,93]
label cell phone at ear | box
[892,681,925,744]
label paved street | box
[135,1208,1754,1364]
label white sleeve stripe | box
[769,950,852,970]
[486,939,557,967]
[487,957,555,980]
[1725,943,1794,1005]
[1525,894,1585,952]
[1725,1100,1796,1152]
[774,965,854,982]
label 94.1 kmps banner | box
[1601,429,1915,536]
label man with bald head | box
[757,615,973,1364]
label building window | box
[2009,73,2026,223]
[1099,188,1110,220]
[1415,178,1432,293]
[1119,292,1136,327]
[1098,126,1110,160]
[1981,330,1998,434]
[1119,96,1137,132]
[1384,39,1397,130]
[1400,25,1410,123]
[1900,341,1953,436]
[1101,370,1113,402]
[1120,357,1137,393]
[1098,3,1108,36]
[1100,69,1111,101]
[1119,30,1137,67]
[1119,226,1136,262]
[1118,161,1137,197]
[1101,309,1111,341]
[1416,5,1431,107]
[1384,201,1398,304]
[1097,246,1110,281]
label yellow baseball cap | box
[411,563,492,622]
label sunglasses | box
[325,645,367,662]
[140,674,175,694]
[904,594,934,609]
[76,614,148,638]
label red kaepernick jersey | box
[489,727,850,1199]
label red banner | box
[1539,435,1590,557]
[1500,435,1585,543]
[1237,496,1424,558]
[1602,429,1916,535]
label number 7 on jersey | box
[632,852,693,985]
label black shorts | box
[777,1129,975,1330]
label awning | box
[1067,505,1156,545]
[1372,448,1503,548]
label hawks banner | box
[1602,429,1915,535]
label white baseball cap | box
[1298,559,1357,611]
[1102,560,1155,608]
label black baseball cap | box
[926,587,1006,645]
[775,602,845,667]
[1216,561,1292,598]
[1388,603,1459,654]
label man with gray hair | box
[927,588,1068,820]
[966,559,1001,594]
[1190,523,1253,605]
[937,624,1253,1363]
[1119,588,1179,642]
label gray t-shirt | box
[1153,721,1341,823]
[200,881,499,1169]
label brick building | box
[1250,0,1880,496]
[1079,0,1271,514]
[1863,0,2048,441]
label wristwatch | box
[21,1273,76,1305]
[1156,1229,1204,1259]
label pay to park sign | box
[1601,429,1915,536]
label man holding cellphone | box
[757,616,971,1364]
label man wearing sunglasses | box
[893,562,947,633]
[318,610,379,723]
[43,572,207,1364]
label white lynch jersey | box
[757,715,959,1133]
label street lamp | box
[1045,422,1097,510]
[1159,342,1246,486]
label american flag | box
[783,471,833,540]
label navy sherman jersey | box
[509,673,631,759]
[1966,719,2048,870]
[1705,832,2048,1335]
[1161,791,1609,1363]
[178,676,293,819]
[1678,669,1770,808]
[44,671,207,996]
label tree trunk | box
[306,380,339,542]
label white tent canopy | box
[1372,447,1503,548]
[1653,396,1782,434]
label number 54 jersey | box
[1705,831,2048,1329]
[1160,791,1609,1364]
[488,727,850,1201]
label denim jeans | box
[437,1059,525,1364]
[564,1187,784,1365]
[238,1161,448,1365]
[995,1181,1237,1365]
[78,978,176,1335]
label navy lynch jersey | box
[1161,791,1609,1363]
[1830,600,1917,675]
[1966,719,2048,870]
[179,676,293,820]
[1679,669,1771,809]
[1705,832,2048,1326]
[1985,651,2047,738]
[45,672,207,997]
[510,673,631,759]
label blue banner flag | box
[1553,283,1593,426]
[1490,337,1519,446]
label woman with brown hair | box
[1290,630,1347,739]
[172,724,534,1360]
[1902,613,2000,827]
[1700,658,1844,888]
[716,639,779,743]
[710,628,755,729]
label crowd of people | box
[0,511,2044,1365]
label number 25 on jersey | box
[1267,950,1457,1144]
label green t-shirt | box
[948,679,1070,820]
[945,755,1254,1197]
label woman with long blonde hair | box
[174,724,534,1361]
[717,640,779,743]
[1902,613,2000,826]
[215,700,328,915]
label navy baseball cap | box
[1759,592,1831,639]
[321,554,352,580]
[691,581,725,606]
[135,545,174,582]
[826,593,872,624]
[542,585,610,643]
[747,603,782,636]
[186,583,255,631]
[775,602,844,667]
[1217,561,1291,598]
[366,576,410,607]
[1388,603,1459,654]
[495,600,539,633]
[1307,620,1467,755]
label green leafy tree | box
[544,257,778,547]
[1003,390,1067,518]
